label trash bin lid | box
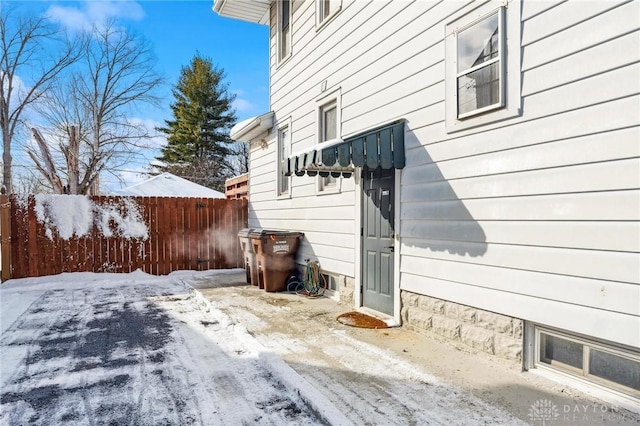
[248,228,269,238]
[250,229,304,238]
[238,228,257,237]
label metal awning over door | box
[285,120,405,178]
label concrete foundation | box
[339,276,355,306]
[401,291,523,363]
[294,266,355,306]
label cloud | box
[230,90,254,112]
[116,167,149,189]
[46,1,145,31]
[2,73,28,110]
[232,98,254,113]
[127,117,166,150]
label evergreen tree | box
[156,55,236,191]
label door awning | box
[285,120,405,178]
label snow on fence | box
[0,195,248,281]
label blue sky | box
[12,0,269,190]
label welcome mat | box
[336,311,390,329]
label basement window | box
[536,327,640,399]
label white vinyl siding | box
[254,0,640,349]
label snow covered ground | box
[0,271,327,425]
[0,269,564,425]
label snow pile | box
[33,194,148,240]
[34,195,93,240]
[95,197,148,239]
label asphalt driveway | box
[4,270,636,426]
[0,272,320,425]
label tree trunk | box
[66,126,79,194]
[2,134,11,194]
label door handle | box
[386,246,395,252]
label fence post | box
[0,195,10,282]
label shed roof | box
[113,172,225,198]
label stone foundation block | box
[477,310,514,335]
[404,307,433,331]
[401,292,420,307]
[432,316,461,341]
[513,319,523,339]
[339,276,354,305]
[400,306,409,323]
[494,333,523,361]
[461,325,495,354]
[444,302,476,323]
[418,296,445,314]
[399,290,522,364]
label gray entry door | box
[362,167,395,315]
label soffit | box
[230,111,274,142]
[212,0,270,25]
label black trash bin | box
[238,228,260,286]
[251,230,304,292]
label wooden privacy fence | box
[0,195,248,281]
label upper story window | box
[318,97,340,192]
[278,0,292,62]
[277,122,291,196]
[456,9,504,118]
[445,0,521,133]
[322,101,337,141]
[316,0,341,28]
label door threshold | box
[358,307,399,328]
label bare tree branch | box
[26,19,163,195]
[1,5,84,193]
[29,127,64,193]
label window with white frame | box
[319,99,338,190]
[278,0,292,62]
[535,327,640,399]
[277,123,291,196]
[456,8,504,118]
[316,0,341,27]
[445,1,521,132]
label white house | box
[213,0,640,407]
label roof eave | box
[230,111,274,142]
[212,0,270,25]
